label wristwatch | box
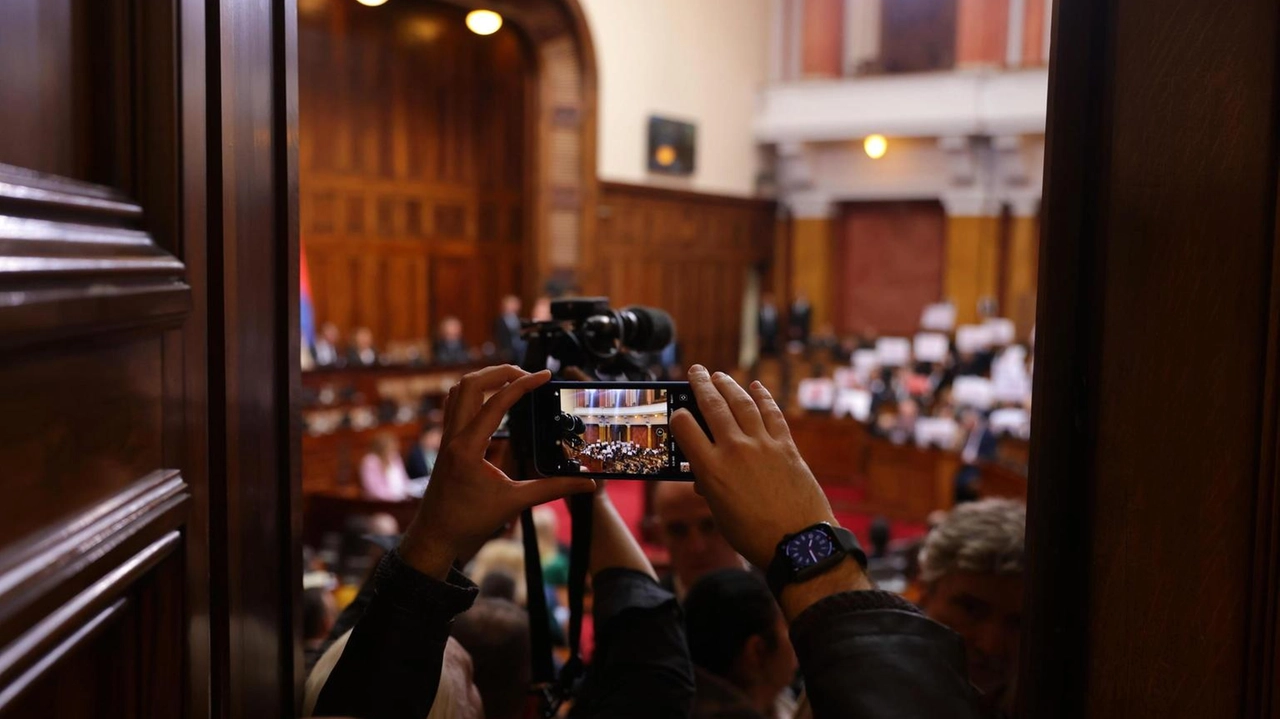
[765,522,867,597]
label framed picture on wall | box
[647,116,696,175]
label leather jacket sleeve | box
[790,590,985,719]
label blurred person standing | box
[758,293,780,356]
[789,292,812,344]
[406,424,443,480]
[314,322,343,367]
[491,295,525,363]
[347,327,379,367]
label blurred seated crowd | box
[300,367,1026,718]
[760,296,1032,502]
[303,295,532,371]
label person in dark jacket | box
[684,569,797,719]
[491,295,525,363]
[312,364,984,719]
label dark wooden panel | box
[299,0,528,350]
[1024,0,1280,716]
[596,183,775,372]
[0,0,205,715]
[833,201,945,336]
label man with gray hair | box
[918,498,1025,711]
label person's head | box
[469,539,527,605]
[794,290,808,304]
[302,587,336,644]
[321,322,340,343]
[869,516,891,558]
[761,292,775,306]
[653,481,742,592]
[532,506,560,563]
[898,398,920,422]
[353,326,373,350]
[918,498,1026,698]
[367,511,400,538]
[451,598,532,719]
[501,295,521,315]
[440,316,463,342]
[371,432,399,464]
[531,296,552,321]
[684,570,797,713]
[305,632,483,719]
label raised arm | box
[670,365,983,719]
[312,366,596,719]
[568,488,694,718]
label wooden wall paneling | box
[833,201,946,336]
[1024,0,1280,716]
[1021,0,1046,66]
[208,0,300,714]
[801,0,844,77]
[595,183,774,372]
[299,1,528,350]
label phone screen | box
[530,381,704,480]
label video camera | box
[508,297,678,717]
[520,297,675,380]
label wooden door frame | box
[1022,0,1280,715]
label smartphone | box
[530,381,706,480]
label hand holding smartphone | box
[530,381,708,480]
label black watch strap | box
[765,523,868,597]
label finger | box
[459,370,551,448]
[441,385,460,447]
[453,365,528,429]
[512,476,599,508]
[687,365,742,441]
[670,407,714,470]
[712,372,765,436]
[748,380,791,440]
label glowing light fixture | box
[356,0,389,6]
[654,144,677,168]
[466,9,503,35]
[863,134,888,160]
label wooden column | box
[790,207,834,331]
[1023,0,1280,716]
[1003,204,1039,339]
[942,200,1001,325]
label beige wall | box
[579,0,770,197]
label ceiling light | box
[356,0,389,6]
[466,9,503,35]
[864,134,888,160]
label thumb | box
[513,476,598,509]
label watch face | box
[785,527,835,570]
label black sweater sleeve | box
[569,569,695,719]
[312,550,478,719]
[790,590,985,719]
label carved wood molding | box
[0,165,191,349]
[0,532,179,711]
[0,471,187,650]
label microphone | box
[618,306,675,352]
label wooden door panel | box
[0,0,198,715]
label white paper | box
[984,318,1016,346]
[990,407,1030,436]
[920,302,957,331]
[913,333,949,363]
[833,388,873,421]
[797,378,836,410]
[955,324,993,354]
[952,376,995,409]
[875,337,912,367]
[914,417,960,448]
